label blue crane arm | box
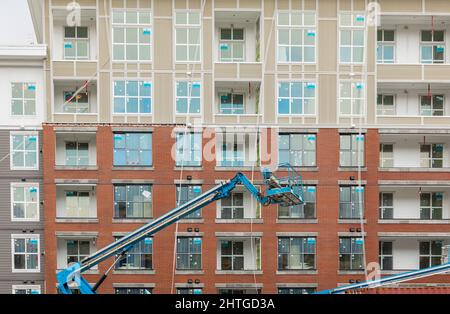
[317,262,450,294]
[57,172,275,294]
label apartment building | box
[0,45,47,294]
[26,0,450,294]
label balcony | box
[55,131,97,170]
[379,186,450,222]
[378,235,450,273]
[215,188,261,223]
[55,184,97,222]
[216,236,261,274]
[379,133,450,170]
[56,236,97,271]
[53,79,98,123]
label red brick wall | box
[43,125,450,294]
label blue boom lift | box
[57,164,304,294]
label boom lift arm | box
[57,167,303,294]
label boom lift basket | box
[262,163,304,207]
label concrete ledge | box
[378,180,450,186]
[55,218,99,223]
[55,179,97,184]
[339,128,367,133]
[215,270,263,275]
[112,166,154,171]
[379,167,450,172]
[112,127,154,132]
[276,283,318,288]
[174,166,203,171]
[215,232,263,237]
[378,232,450,237]
[177,219,204,224]
[277,128,319,133]
[174,179,204,184]
[276,232,318,237]
[338,270,365,275]
[338,219,367,224]
[55,165,98,171]
[175,283,204,288]
[276,219,318,224]
[112,179,155,184]
[338,180,367,185]
[176,232,204,237]
[113,270,155,275]
[338,167,367,172]
[215,219,263,224]
[175,270,204,275]
[215,166,259,171]
[378,219,450,224]
[276,270,317,275]
[379,129,450,134]
[113,283,155,288]
[215,283,263,288]
[112,218,153,224]
[338,232,366,236]
[55,231,98,237]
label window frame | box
[278,133,316,166]
[339,81,364,116]
[11,183,40,222]
[339,236,364,271]
[11,234,40,273]
[115,287,152,294]
[12,285,41,294]
[63,190,92,218]
[379,191,394,220]
[420,143,444,168]
[419,240,443,269]
[379,143,394,168]
[11,82,37,116]
[377,29,395,63]
[115,237,153,270]
[379,241,393,270]
[420,30,445,64]
[175,132,202,167]
[277,81,316,116]
[175,81,201,114]
[10,131,39,171]
[174,10,202,63]
[278,287,316,294]
[220,240,245,271]
[339,12,366,64]
[176,184,202,219]
[278,185,316,219]
[65,141,89,166]
[419,94,444,116]
[277,237,316,270]
[219,192,244,219]
[114,184,153,219]
[113,80,152,115]
[66,239,91,266]
[218,91,245,115]
[219,27,245,62]
[112,10,152,62]
[420,192,443,220]
[63,90,90,114]
[63,26,89,60]
[339,133,365,167]
[113,132,153,167]
[339,185,365,219]
[176,237,202,270]
[376,94,396,116]
[277,11,316,64]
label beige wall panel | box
[304,74,316,80]
[240,116,261,124]
[425,0,450,12]
[291,117,304,124]
[376,117,422,125]
[154,73,173,123]
[154,0,172,16]
[318,20,337,72]
[140,64,152,71]
[338,117,352,125]
[140,0,152,8]
[263,74,275,123]
[423,117,450,125]
[46,71,52,121]
[98,0,107,15]
[98,17,110,65]
[52,0,96,6]
[353,0,366,11]
[154,18,173,70]
[203,0,212,17]
[291,0,301,10]
[338,0,351,11]
[126,116,139,123]
[318,0,337,18]
[203,19,213,71]
[303,65,316,72]
[277,74,289,79]
[175,0,187,9]
[53,114,76,123]
[125,72,138,77]
[277,117,290,124]
[215,63,238,78]
[338,65,351,72]
[126,63,138,70]
[112,63,124,70]
[318,74,336,124]
[264,0,275,17]
[203,74,213,123]
[99,72,111,122]
[126,0,138,8]
[53,62,74,77]
[112,0,125,8]
[378,0,422,12]
[189,0,201,9]
[215,116,239,124]
[304,0,316,10]
[75,115,99,123]
[277,65,289,72]
[215,0,237,9]
[367,29,376,73]
[239,63,262,79]
[75,62,97,77]
[264,19,275,71]
[140,116,153,124]
[175,64,188,71]
[424,65,450,81]
[112,71,124,77]
[139,73,152,78]
[303,117,317,124]
[112,116,126,123]
[277,0,289,10]
[239,0,261,9]
[366,75,375,125]
[377,65,422,81]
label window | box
[279,185,316,219]
[113,133,152,166]
[12,285,41,294]
[176,81,200,114]
[11,82,36,116]
[66,240,90,265]
[278,82,315,115]
[278,237,316,270]
[63,91,89,113]
[379,192,394,219]
[12,235,39,272]
[176,185,202,219]
[220,240,244,270]
[11,183,39,221]
[116,237,153,270]
[379,241,393,270]
[420,192,443,220]
[114,185,152,218]
[115,287,152,294]
[339,186,364,219]
[339,134,364,167]
[175,11,201,62]
[377,30,395,63]
[65,142,89,166]
[377,94,395,115]
[277,11,315,63]
[177,288,202,294]
[419,240,443,269]
[220,134,245,167]
[64,191,91,218]
[113,81,152,114]
[218,288,261,294]
[176,133,202,167]
[219,92,244,114]
[112,10,151,61]
[64,26,89,60]
[278,287,316,294]
[340,12,365,63]
[278,133,316,166]
[420,30,444,64]
[339,237,364,270]
[420,95,444,116]
[176,237,202,270]
[219,27,244,62]
[339,82,364,116]
[420,143,443,168]
[220,192,244,219]
[379,143,393,168]
[11,133,38,170]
